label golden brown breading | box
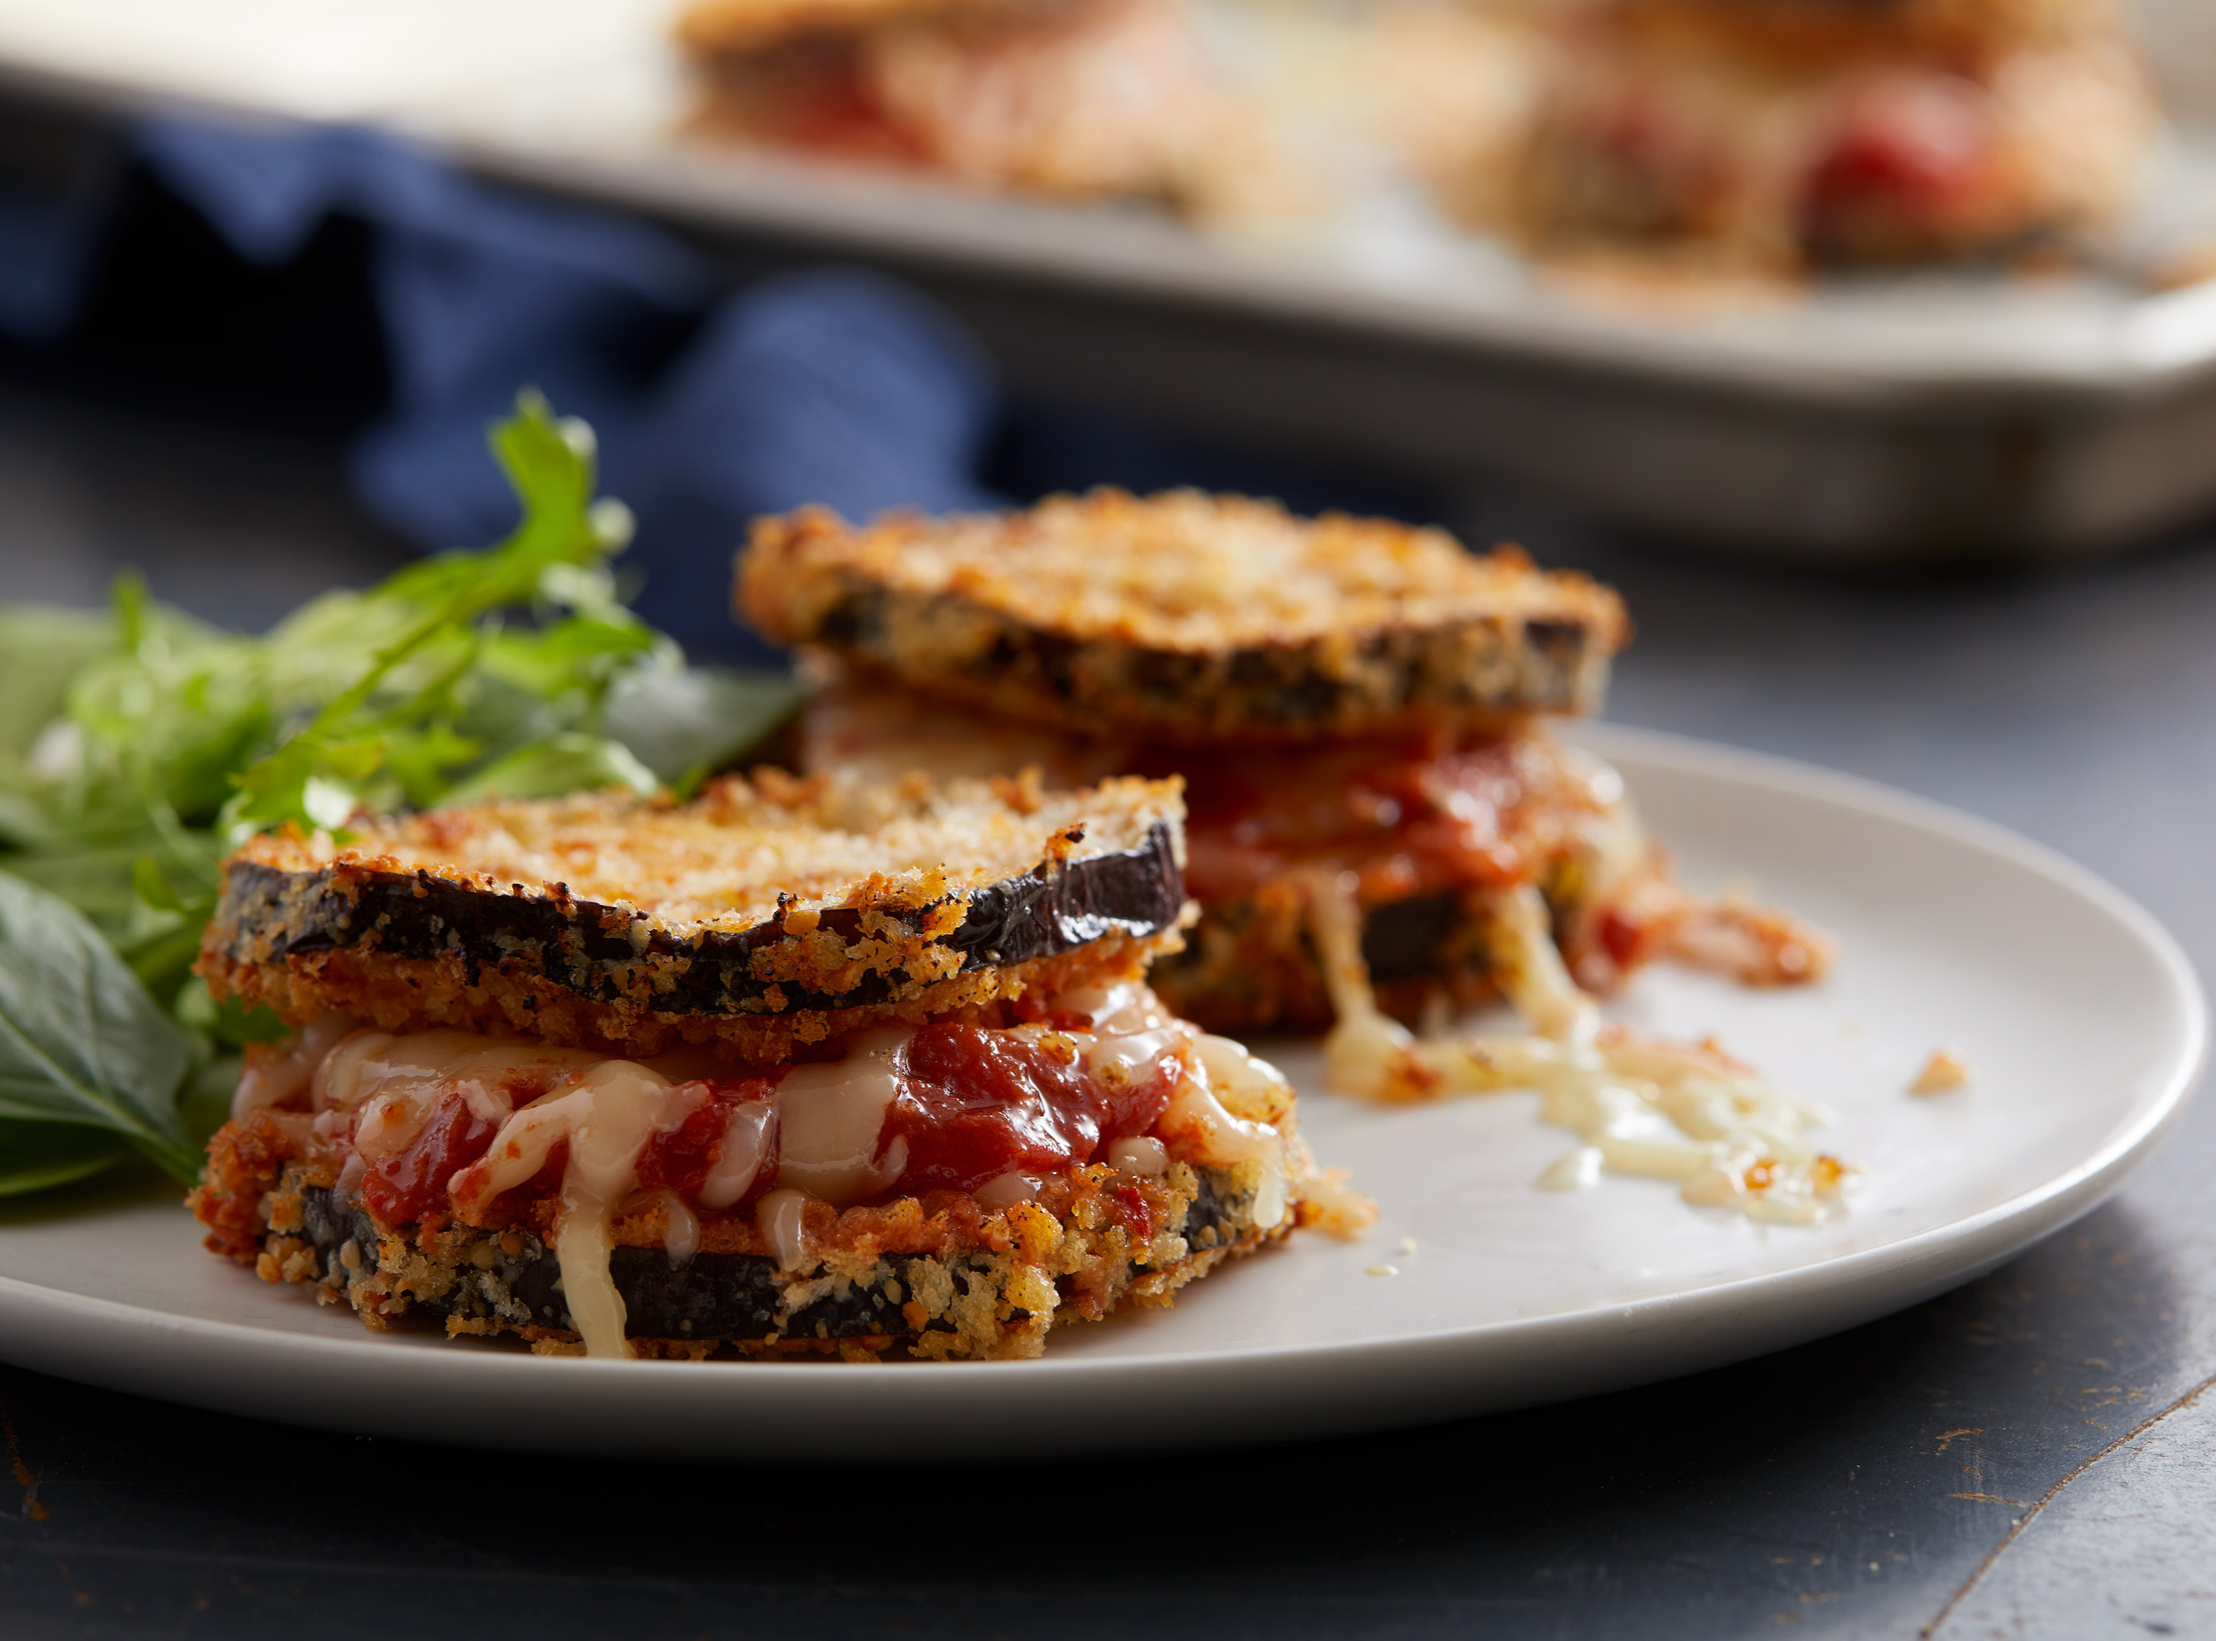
[739,490,1629,742]
[197,1120,1296,1360]
[198,770,1191,1060]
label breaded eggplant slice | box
[738,489,1629,742]
[198,771,1188,1061]
[198,1132,1299,1362]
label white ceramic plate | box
[0,725,2201,1462]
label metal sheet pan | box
[0,0,2211,560]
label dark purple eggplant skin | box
[291,1174,1244,1344]
[819,582,1610,734]
[207,821,1184,1016]
[1361,892,1469,984]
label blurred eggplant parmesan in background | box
[675,0,2157,276]
[1499,0,2156,272]
[189,773,1365,1360]
[678,0,1224,203]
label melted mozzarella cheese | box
[976,1170,1048,1209]
[774,1027,913,1205]
[1160,1079,1291,1230]
[1067,983,1296,1227]
[1105,1136,1169,1177]
[660,1192,702,1267]
[232,1012,357,1119]
[756,1187,811,1269]
[445,1062,708,1359]
[546,1062,700,1360]
[1306,870,1854,1225]
[312,1028,609,1163]
[697,1102,775,1209]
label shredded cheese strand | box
[1305,869,1854,1224]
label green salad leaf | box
[0,389,802,1194]
[603,656,804,792]
[0,871,196,1182]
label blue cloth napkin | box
[143,121,1005,660]
[0,115,1435,658]
[2,118,997,658]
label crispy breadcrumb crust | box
[198,771,1190,1058]
[192,1085,1317,1361]
[739,490,1629,742]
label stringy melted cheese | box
[286,986,1301,1359]
[1305,871,1855,1225]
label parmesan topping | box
[1307,871,1855,1225]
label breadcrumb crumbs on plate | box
[1910,1047,1973,1094]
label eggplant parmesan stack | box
[677,0,1220,203]
[1496,0,2155,272]
[188,772,1337,1361]
[737,488,1828,1035]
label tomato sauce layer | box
[1145,728,1600,905]
[885,1022,1179,1193]
[336,1017,1178,1228]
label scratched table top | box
[1,363,2212,1641]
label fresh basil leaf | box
[0,869,196,1182]
[0,1119,130,1198]
[605,663,803,785]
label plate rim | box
[0,724,2203,1457]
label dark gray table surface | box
[1,374,2212,1641]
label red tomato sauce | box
[1147,730,1583,905]
[880,1022,1180,1195]
[354,1027,1175,1224]
[634,1077,784,1201]
[361,1097,505,1228]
